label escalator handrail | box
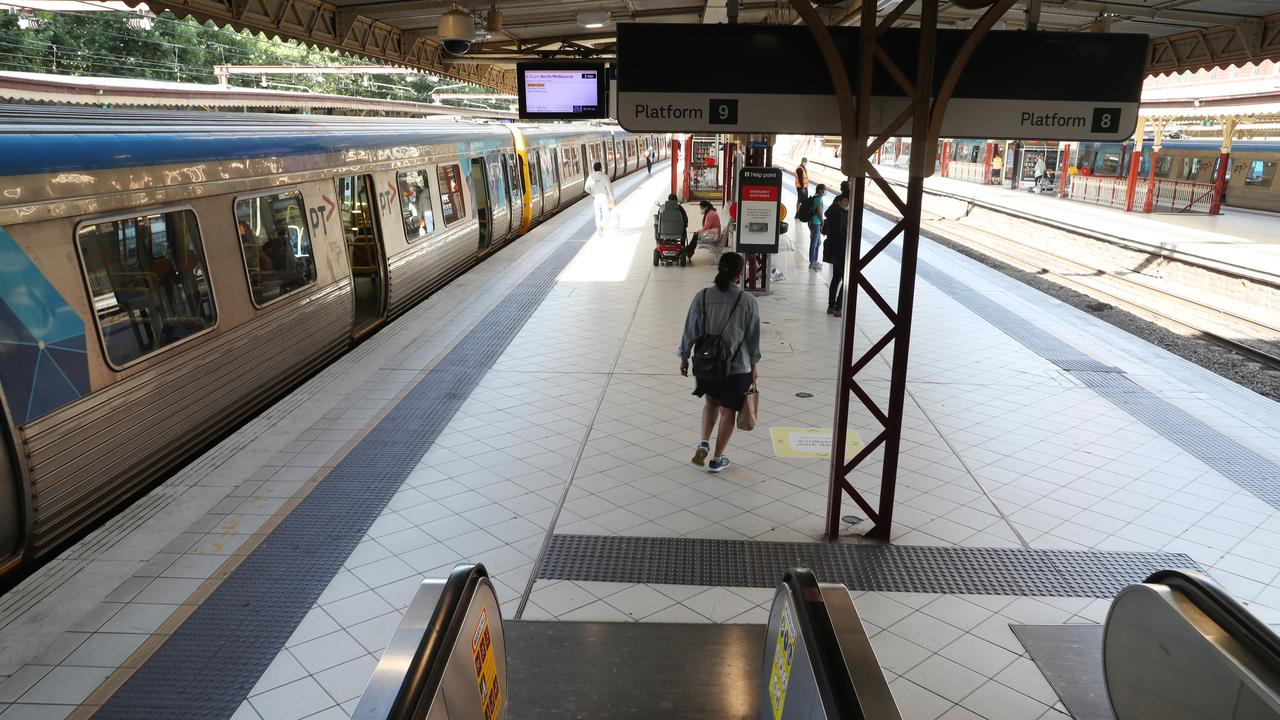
[388,563,488,720]
[782,568,865,720]
[1143,569,1280,670]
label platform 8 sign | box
[736,167,782,254]
[616,24,1146,141]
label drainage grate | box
[537,534,1197,599]
[95,240,586,720]
[898,247,1280,511]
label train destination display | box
[518,62,607,120]
[615,24,1146,141]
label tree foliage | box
[0,10,505,108]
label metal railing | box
[1150,179,1216,214]
[1067,174,1132,210]
[944,160,986,184]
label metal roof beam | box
[1148,11,1280,74]
[1059,1,1264,27]
[126,0,516,91]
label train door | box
[489,155,511,241]
[335,174,387,336]
[0,419,21,570]
[505,152,524,231]
[529,149,544,218]
[601,141,611,178]
[470,158,493,251]
[543,147,560,210]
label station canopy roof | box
[129,0,1280,92]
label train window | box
[438,163,467,224]
[1245,160,1276,188]
[560,146,576,181]
[235,191,317,308]
[397,169,436,240]
[528,152,541,194]
[77,208,217,367]
[1154,155,1174,178]
[1096,150,1121,175]
[1181,157,1207,181]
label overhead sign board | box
[615,24,1147,141]
[735,167,782,254]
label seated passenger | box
[264,225,300,287]
[658,193,688,241]
[239,222,273,273]
[684,201,721,261]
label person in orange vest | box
[795,158,810,216]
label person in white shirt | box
[584,161,616,233]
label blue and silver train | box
[0,106,666,584]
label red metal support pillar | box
[791,0,1017,542]
[1057,142,1070,198]
[1123,117,1146,212]
[1211,118,1237,216]
[982,142,994,185]
[670,138,680,197]
[682,135,694,202]
[940,140,952,177]
[1143,121,1164,213]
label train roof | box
[0,106,622,177]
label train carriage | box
[0,107,663,584]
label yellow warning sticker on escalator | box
[769,595,797,720]
[471,607,502,720]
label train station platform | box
[801,158,1280,280]
[2,168,1280,720]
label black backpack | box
[691,289,744,380]
[797,196,815,224]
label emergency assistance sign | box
[736,167,782,254]
[616,24,1146,141]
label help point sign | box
[735,166,782,254]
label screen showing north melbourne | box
[524,70,599,113]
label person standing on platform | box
[1034,155,1047,185]
[646,147,654,174]
[584,161,615,233]
[795,157,810,215]
[990,153,1004,184]
[805,183,826,270]
[679,252,761,474]
[823,192,851,317]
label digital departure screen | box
[517,62,608,120]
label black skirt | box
[693,372,753,411]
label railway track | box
[787,156,1280,373]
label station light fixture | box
[125,11,154,30]
[13,11,46,30]
[576,10,610,28]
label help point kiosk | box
[734,166,783,293]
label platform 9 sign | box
[735,167,782,254]
[616,25,1147,141]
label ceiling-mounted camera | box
[438,7,476,55]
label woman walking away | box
[823,192,850,316]
[678,252,762,473]
[807,183,826,270]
